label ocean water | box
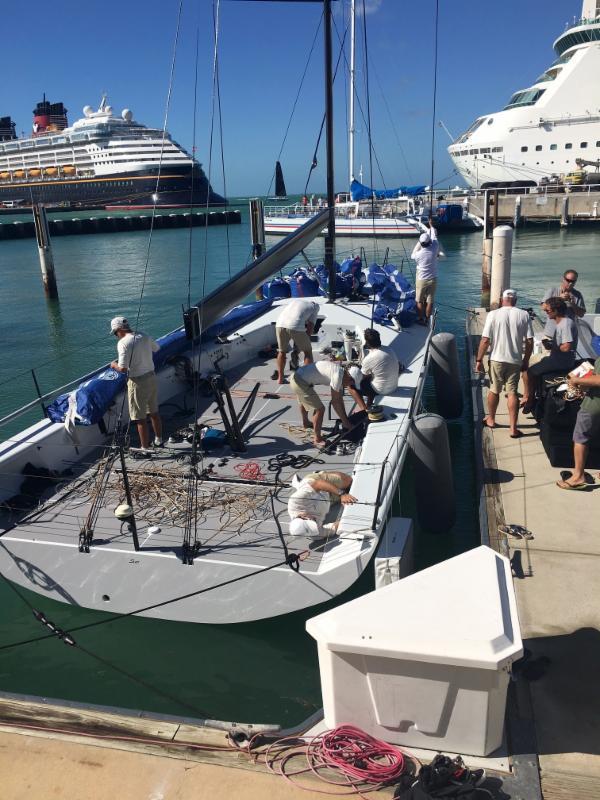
[0,207,599,726]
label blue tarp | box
[350,179,427,201]
[367,263,417,326]
[47,299,274,426]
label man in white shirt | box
[356,328,401,407]
[109,316,163,450]
[275,299,319,384]
[287,470,357,539]
[410,220,440,326]
[291,360,368,448]
[475,289,533,438]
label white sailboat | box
[0,1,434,625]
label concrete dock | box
[468,310,600,800]
[466,189,600,227]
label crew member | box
[356,328,401,407]
[110,316,163,450]
[557,356,600,490]
[410,219,440,325]
[275,299,319,384]
[475,289,533,438]
[291,360,368,448]
[287,470,356,539]
[521,297,578,413]
[541,269,586,326]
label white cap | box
[291,473,303,490]
[419,233,431,245]
[502,288,517,299]
[110,316,130,333]
[289,517,320,538]
[114,503,133,519]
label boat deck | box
[1,358,360,573]
[468,310,600,799]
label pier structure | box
[468,309,600,799]
[0,209,241,241]
[466,186,600,227]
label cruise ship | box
[448,0,600,188]
[0,96,225,209]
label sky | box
[0,0,584,196]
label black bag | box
[542,386,582,431]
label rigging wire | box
[188,27,201,311]
[360,0,377,245]
[264,11,324,198]
[428,0,440,213]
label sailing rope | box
[303,22,349,197]
[264,10,323,199]
[360,0,377,239]
[429,0,440,214]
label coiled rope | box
[259,725,410,795]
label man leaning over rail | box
[110,316,163,451]
[287,471,356,540]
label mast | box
[324,0,336,302]
[348,0,356,185]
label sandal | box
[556,479,588,491]
[499,524,534,540]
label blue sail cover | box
[47,300,273,426]
[350,179,426,201]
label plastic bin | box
[306,546,522,756]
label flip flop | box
[510,430,524,439]
[499,524,534,540]
[556,479,588,491]
[482,419,497,429]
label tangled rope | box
[234,461,266,481]
[256,725,410,796]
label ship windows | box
[535,145,542,151]
[492,146,503,153]
[521,146,528,152]
[550,144,557,150]
[597,141,600,147]
[565,143,572,149]
[504,88,546,109]
[479,148,490,154]
[581,142,588,148]
[469,149,479,155]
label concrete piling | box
[32,204,58,299]
[489,225,514,309]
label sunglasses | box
[564,277,577,284]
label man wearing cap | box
[475,289,533,438]
[287,471,356,539]
[275,298,319,384]
[354,328,401,407]
[109,317,163,450]
[291,360,368,448]
[410,220,440,325]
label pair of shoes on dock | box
[498,524,534,540]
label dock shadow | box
[511,628,600,759]
[483,467,514,484]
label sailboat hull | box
[264,213,421,238]
[0,299,432,624]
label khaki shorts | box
[489,361,520,395]
[305,471,346,502]
[416,278,437,305]
[128,371,158,420]
[276,326,313,358]
[290,373,324,411]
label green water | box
[0,208,599,726]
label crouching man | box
[287,470,356,539]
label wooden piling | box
[560,195,570,227]
[32,204,58,299]
[481,190,493,309]
[249,198,266,300]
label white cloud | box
[356,0,384,15]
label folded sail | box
[350,179,426,201]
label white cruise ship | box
[448,0,600,188]
[0,96,224,208]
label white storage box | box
[306,546,522,756]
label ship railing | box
[0,365,107,430]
